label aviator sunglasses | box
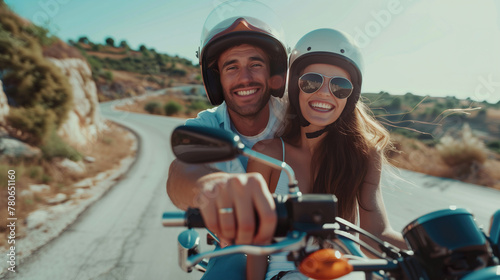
[298,72,353,99]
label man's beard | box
[224,82,271,118]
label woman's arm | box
[247,139,282,192]
[358,150,408,251]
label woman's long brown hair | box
[282,101,391,223]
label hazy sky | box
[5,0,500,103]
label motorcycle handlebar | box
[162,194,339,238]
[162,208,205,228]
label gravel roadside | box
[0,127,138,276]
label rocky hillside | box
[47,58,106,147]
[0,3,105,152]
[0,80,8,124]
[69,37,201,101]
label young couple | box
[166,2,407,279]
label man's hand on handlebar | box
[194,172,277,246]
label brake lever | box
[183,231,308,270]
[335,217,405,260]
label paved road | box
[7,99,201,280]
[381,168,500,231]
[8,93,500,279]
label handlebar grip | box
[162,208,206,228]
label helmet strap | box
[305,127,328,139]
[298,109,327,138]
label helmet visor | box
[200,1,285,50]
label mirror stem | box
[242,147,299,194]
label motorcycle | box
[163,125,500,279]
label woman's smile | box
[308,100,335,112]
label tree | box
[119,40,129,48]
[91,44,101,51]
[78,36,89,44]
[445,97,458,109]
[139,44,147,51]
[387,97,402,111]
[105,37,115,47]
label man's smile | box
[235,89,258,96]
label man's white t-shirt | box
[184,96,286,173]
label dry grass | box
[110,70,163,92]
[0,122,136,248]
[43,39,86,60]
[116,92,205,119]
[389,132,500,190]
[436,123,488,166]
[487,108,500,121]
[388,134,453,178]
[86,51,129,60]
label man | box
[166,6,288,279]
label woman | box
[246,28,407,280]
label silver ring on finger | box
[218,207,234,214]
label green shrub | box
[164,101,183,116]
[87,56,102,71]
[102,70,113,82]
[40,130,82,161]
[91,44,102,51]
[0,163,25,189]
[24,25,56,46]
[29,166,43,179]
[387,97,402,111]
[6,105,56,144]
[41,174,52,184]
[167,67,187,77]
[0,164,11,189]
[144,102,162,114]
[486,140,500,154]
[1,39,72,127]
[1,10,73,146]
[24,198,34,206]
[187,100,212,111]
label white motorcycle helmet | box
[288,28,364,127]
[198,0,288,105]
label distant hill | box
[362,91,500,150]
[68,37,201,101]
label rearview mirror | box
[170,125,299,193]
[171,125,244,164]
